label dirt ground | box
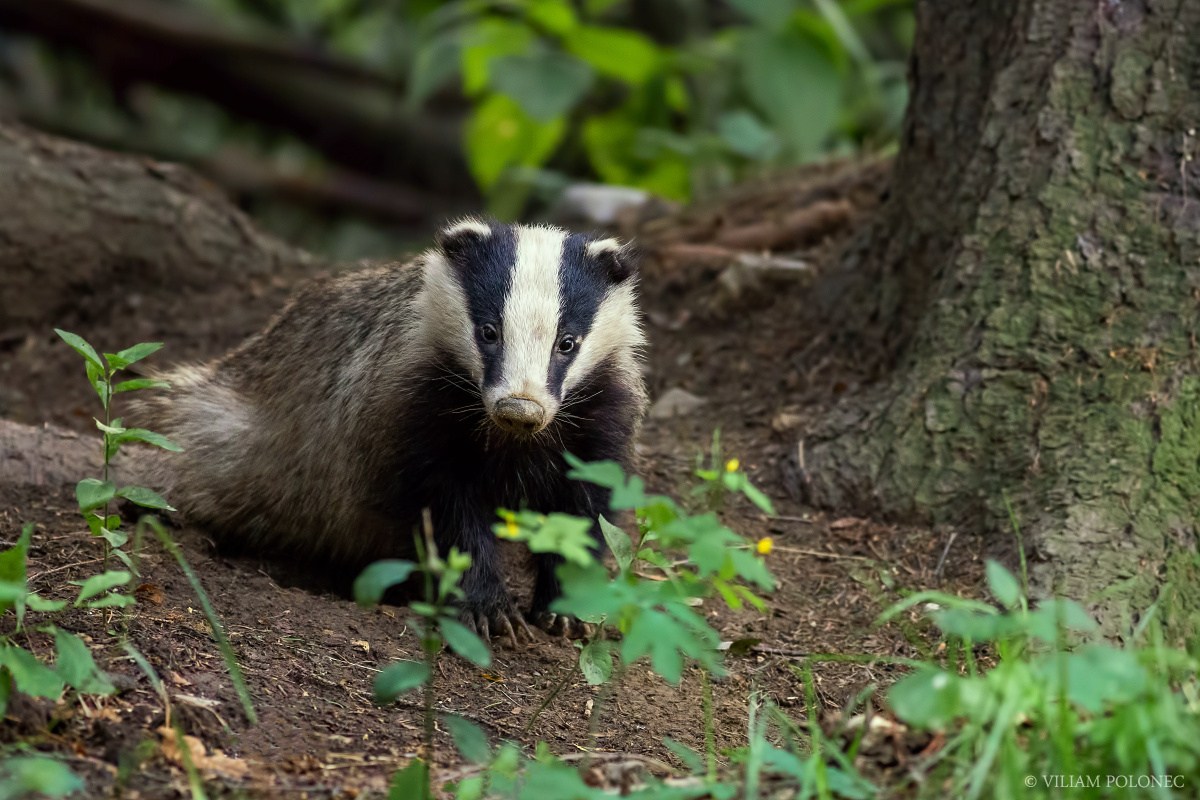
[0,161,985,797]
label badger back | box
[413,219,647,439]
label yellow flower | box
[725,458,740,473]
[499,517,520,539]
[756,537,774,556]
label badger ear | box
[585,237,637,284]
[436,218,492,262]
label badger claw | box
[530,611,595,640]
[461,600,535,649]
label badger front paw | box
[459,592,535,648]
[528,611,595,640]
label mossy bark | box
[806,0,1200,633]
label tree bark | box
[806,0,1200,631]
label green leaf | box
[491,52,594,121]
[115,486,175,512]
[26,593,68,613]
[0,523,30,621]
[931,608,1008,641]
[99,528,129,550]
[621,609,692,684]
[444,714,491,764]
[115,429,183,452]
[0,581,25,607]
[83,593,136,609]
[0,645,65,698]
[0,756,83,798]
[511,512,596,567]
[465,94,565,190]
[564,25,660,84]
[1055,646,1146,712]
[525,0,578,34]
[727,0,798,29]
[95,419,126,435]
[73,570,132,605]
[54,329,103,372]
[113,377,171,394]
[739,480,777,516]
[353,560,417,606]
[374,660,431,704]
[519,755,601,799]
[461,19,534,96]
[741,28,841,161]
[564,454,649,510]
[718,110,780,160]
[578,639,614,685]
[984,560,1021,608]
[1026,598,1099,641]
[76,479,116,513]
[105,341,163,371]
[440,618,492,668]
[580,111,691,201]
[888,668,962,729]
[388,759,430,800]
[598,515,633,572]
[53,628,115,695]
[408,30,461,108]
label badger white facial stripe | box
[492,226,565,409]
[441,218,493,239]
[562,282,645,397]
[416,251,484,382]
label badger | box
[139,219,647,642]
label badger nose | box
[492,397,546,434]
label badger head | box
[417,218,644,438]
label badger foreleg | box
[529,481,609,639]
[436,502,535,647]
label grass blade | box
[144,517,257,725]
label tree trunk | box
[805,0,1200,632]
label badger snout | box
[491,396,547,435]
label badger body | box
[142,221,647,637]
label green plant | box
[501,451,775,689]
[880,562,1200,799]
[355,512,494,794]
[0,523,123,796]
[54,329,178,575]
[405,0,912,213]
[0,333,256,793]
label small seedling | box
[54,329,178,579]
[355,511,493,793]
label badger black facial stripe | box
[548,233,608,397]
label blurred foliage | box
[184,0,911,208]
[1,0,911,253]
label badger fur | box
[139,220,647,640]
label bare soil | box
[0,160,985,797]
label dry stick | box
[771,546,874,562]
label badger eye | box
[557,335,577,354]
[479,323,499,344]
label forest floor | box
[0,160,986,797]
